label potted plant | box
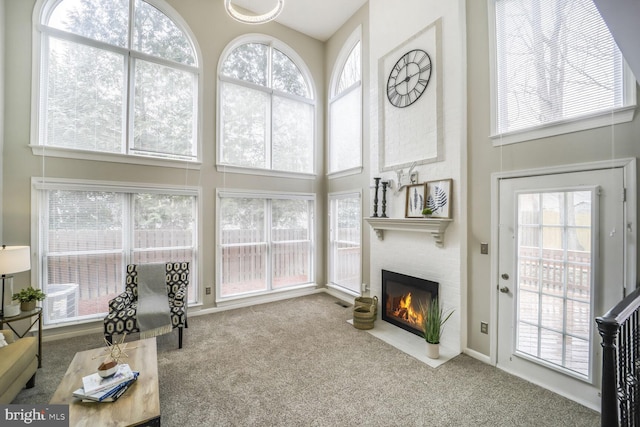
[421,208,433,217]
[420,297,453,359]
[12,286,46,312]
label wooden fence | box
[219,228,311,296]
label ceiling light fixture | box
[224,0,284,25]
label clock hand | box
[394,74,412,89]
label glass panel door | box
[516,190,594,378]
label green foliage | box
[12,286,47,303]
[45,0,197,158]
[421,208,433,216]
[420,298,453,344]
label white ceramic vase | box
[426,342,440,359]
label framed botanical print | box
[405,183,427,218]
[426,179,452,219]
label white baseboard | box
[193,287,324,317]
[463,347,491,364]
[42,325,104,343]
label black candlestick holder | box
[372,177,381,217]
[380,181,389,218]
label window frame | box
[327,190,362,296]
[216,34,317,178]
[30,0,204,168]
[487,0,637,147]
[216,189,316,302]
[31,177,202,328]
[328,26,363,178]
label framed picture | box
[405,183,428,218]
[426,179,452,219]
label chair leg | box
[178,327,183,349]
[26,373,36,389]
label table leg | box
[38,311,42,368]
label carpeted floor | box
[14,293,599,426]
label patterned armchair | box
[104,262,190,348]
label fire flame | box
[392,292,423,325]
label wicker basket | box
[353,305,375,330]
[354,296,378,317]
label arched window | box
[218,36,315,175]
[328,28,362,175]
[33,0,201,162]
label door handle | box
[499,286,510,294]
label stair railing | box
[596,287,640,427]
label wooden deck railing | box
[596,287,640,427]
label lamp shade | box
[0,246,31,276]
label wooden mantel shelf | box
[364,217,453,248]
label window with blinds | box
[491,0,636,143]
[328,30,362,176]
[34,180,198,326]
[217,191,315,299]
[34,0,200,162]
[328,192,361,295]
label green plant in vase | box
[12,286,46,312]
[420,297,453,359]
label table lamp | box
[0,245,31,318]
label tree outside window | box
[219,38,315,174]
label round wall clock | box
[386,49,432,108]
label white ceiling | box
[229,0,368,41]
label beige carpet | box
[14,293,599,426]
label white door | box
[497,168,625,409]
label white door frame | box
[489,158,637,369]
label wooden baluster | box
[596,316,619,427]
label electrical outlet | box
[205,287,211,295]
[480,321,488,334]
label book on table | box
[81,363,136,395]
[73,371,139,402]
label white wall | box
[0,0,4,238]
[368,0,467,353]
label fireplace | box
[382,270,439,337]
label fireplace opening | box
[382,270,439,337]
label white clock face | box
[386,49,432,108]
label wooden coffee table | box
[50,337,160,426]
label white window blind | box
[35,180,198,326]
[494,0,629,136]
[37,0,200,161]
[218,192,314,299]
[218,38,315,175]
[329,192,361,294]
[329,37,362,175]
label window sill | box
[490,105,636,146]
[30,145,201,170]
[327,166,363,179]
[216,164,316,180]
[364,217,453,248]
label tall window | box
[328,30,362,175]
[34,179,199,326]
[491,0,635,144]
[34,0,200,161]
[218,191,314,299]
[218,36,315,174]
[329,192,361,294]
